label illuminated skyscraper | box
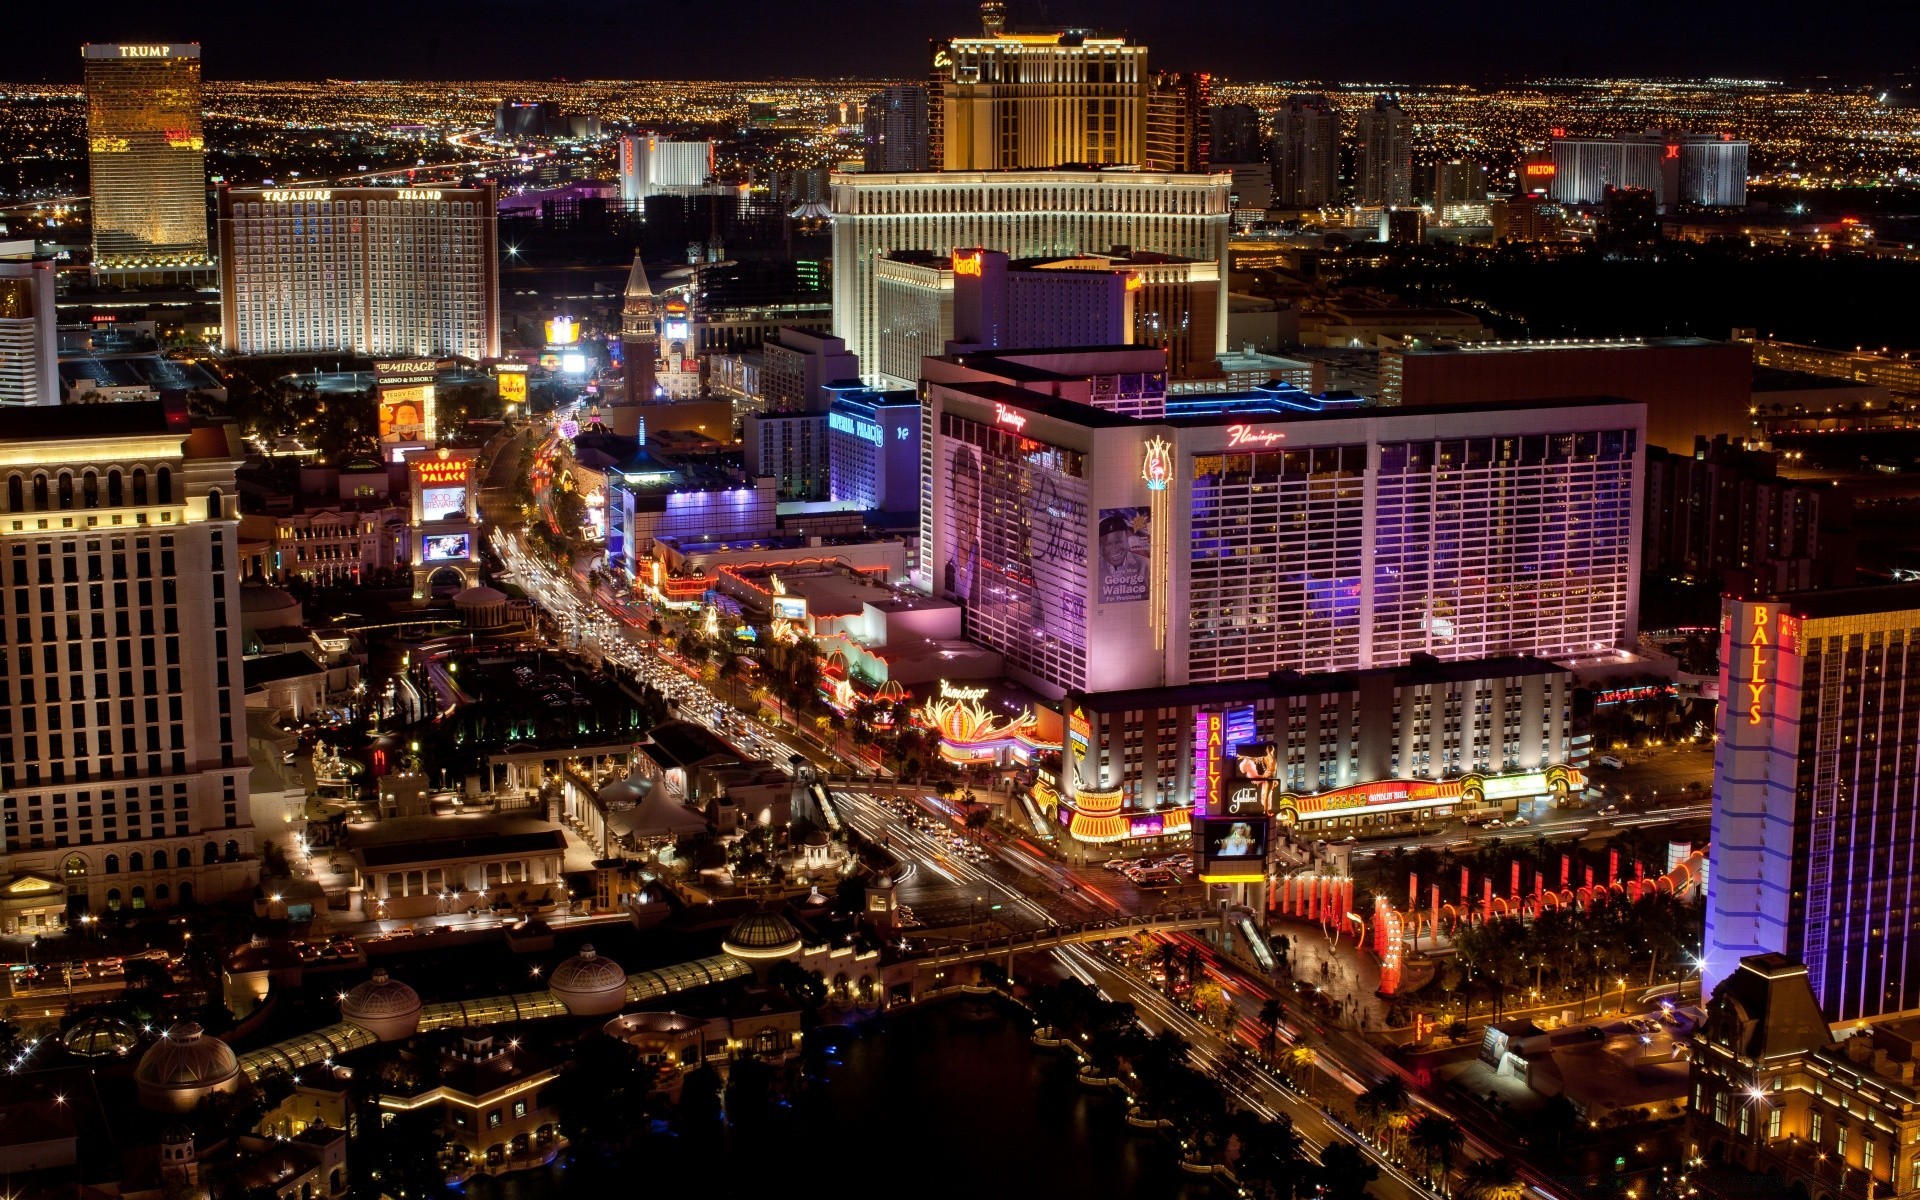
[217,185,500,361]
[1549,130,1748,209]
[0,402,259,914]
[1271,94,1342,208]
[0,260,57,407]
[1145,71,1211,173]
[937,30,1149,169]
[1355,94,1413,207]
[82,43,211,280]
[919,347,1644,695]
[617,136,716,203]
[1707,587,1920,1022]
[831,169,1230,378]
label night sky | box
[9,0,1919,82]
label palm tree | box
[1258,997,1286,1065]
[1409,1114,1466,1194]
[1357,1078,1411,1158]
[1460,1157,1524,1200]
[1286,1044,1317,1095]
[1231,1110,1307,1200]
[1314,1142,1380,1200]
[1157,940,1181,996]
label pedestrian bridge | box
[908,909,1225,970]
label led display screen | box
[422,533,470,562]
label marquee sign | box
[1746,605,1771,726]
[414,457,471,486]
[263,189,335,204]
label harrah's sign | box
[1225,424,1285,449]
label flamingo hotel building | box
[916,346,1639,851]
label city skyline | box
[7,0,1920,82]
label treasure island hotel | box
[218,185,501,361]
[83,43,213,282]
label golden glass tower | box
[82,43,211,278]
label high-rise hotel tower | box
[0,402,258,921]
[82,43,212,281]
[218,184,501,361]
[1707,586,1920,1022]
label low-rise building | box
[347,816,570,920]
[1691,953,1920,1200]
[377,1032,563,1180]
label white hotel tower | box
[218,184,501,361]
[830,169,1231,380]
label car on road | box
[1484,819,1504,829]
[1599,804,1620,816]
[1510,817,1530,827]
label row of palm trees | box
[1355,1077,1524,1200]
[1028,980,1382,1199]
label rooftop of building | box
[346,816,569,870]
[1397,335,1731,356]
[243,651,326,689]
[1745,582,1920,621]
[638,720,753,771]
[934,374,1641,431]
[1702,953,1833,1062]
[0,399,190,442]
[1750,365,1883,393]
[1073,653,1569,714]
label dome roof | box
[341,969,422,1041]
[547,945,628,1016]
[239,582,300,613]
[723,907,803,960]
[135,1023,240,1112]
[62,1013,139,1058]
[454,585,507,606]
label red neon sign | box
[415,459,471,486]
[1665,144,1681,160]
[993,402,1027,432]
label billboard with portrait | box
[1199,816,1270,882]
[1097,507,1149,604]
[378,385,431,441]
[420,486,467,522]
[422,533,471,562]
